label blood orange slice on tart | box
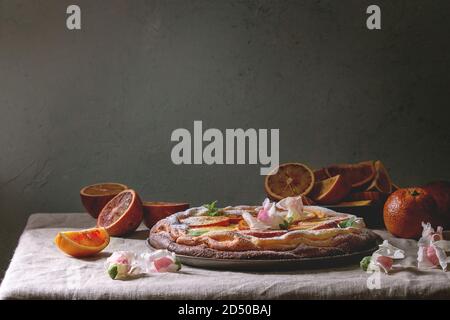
[325,161,375,189]
[55,227,110,258]
[80,182,128,218]
[181,216,231,228]
[308,174,351,204]
[366,160,392,193]
[97,189,143,236]
[264,163,315,201]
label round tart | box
[149,200,380,260]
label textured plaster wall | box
[0,0,449,278]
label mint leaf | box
[188,229,209,236]
[203,200,221,216]
[339,217,356,228]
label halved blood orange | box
[55,227,110,258]
[308,174,351,204]
[325,161,375,188]
[264,163,315,201]
[142,201,190,229]
[80,182,128,218]
[366,160,392,193]
[97,189,143,236]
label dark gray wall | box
[1,0,449,278]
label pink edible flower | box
[375,255,393,273]
[426,246,440,266]
[257,198,272,222]
[107,251,133,266]
[153,256,181,273]
[417,222,449,271]
[147,250,182,273]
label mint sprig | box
[279,217,294,230]
[203,200,221,216]
[339,217,356,228]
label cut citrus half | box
[325,161,375,188]
[97,189,143,236]
[366,160,392,193]
[142,201,190,229]
[55,227,110,258]
[308,174,351,204]
[80,182,128,218]
[264,163,315,201]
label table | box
[0,213,449,299]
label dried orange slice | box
[325,161,375,188]
[80,183,128,218]
[55,227,110,258]
[264,163,315,201]
[366,160,392,193]
[97,189,143,236]
[309,175,351,204]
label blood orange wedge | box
[308,174,351,204]
[80,182,128,218]
[264,163,315,201]
[54,227,109,258]
[97,189,143,236]
[142,201,190,229]
[366,160,392,193]
[325,161,375,188]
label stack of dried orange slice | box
[265,160,397,207]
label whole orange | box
[383,188,438,239]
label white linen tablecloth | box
[0,213,449,299]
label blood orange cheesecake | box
[149,196,380,260]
